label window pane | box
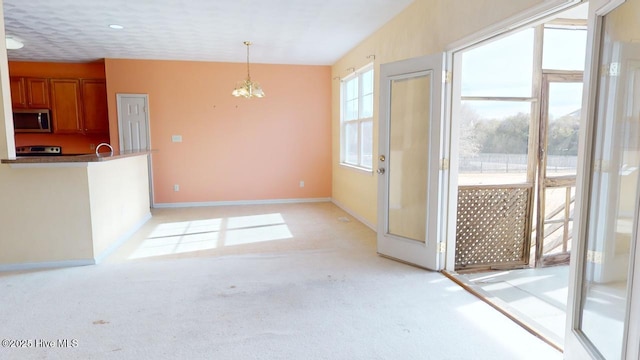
[362,69,374,95]
[345,77,358,100]
[361,120,373,168]
[345,99,358,121]
[344,122,359,164]
[461,29,534,97]
[546,82,582,176]
[361,93,373,118]
[543,27,587,71]
[458,101,531,185]
[341,66,374,169]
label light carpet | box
[0,203,562,359]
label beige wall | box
[0,156,151,267]
[331,0,553,226]
[0,166,94,264]
[88,155,151,258]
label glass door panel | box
[579,72,638,359]
[545,82,582,178]
[536,76,582,267]
[572,1,640,357]
[387,75,429,242]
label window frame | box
[340,63,374,171]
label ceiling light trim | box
[5,36,23,50]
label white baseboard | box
[331,198,377,232]
[0,259,95,272]
[94,212,152,264]
[153,197,332,208]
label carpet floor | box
[0,203,562,359]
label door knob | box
[377,168,385,175]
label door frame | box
[116,93,154,207]
[443,0,586,271]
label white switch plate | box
[299,181,304,188]
[174,184,180,192]
[172,135,182,142]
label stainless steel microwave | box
[13,109,52,133]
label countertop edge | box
[1,150,153,165]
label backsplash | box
[14,133,110,154]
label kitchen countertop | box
[1,150,152,164]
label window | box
[542,25,587,71]
[461,28,534,98]
[458,28,535,185]
[341,64,374,170]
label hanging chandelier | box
[232,41,265,98]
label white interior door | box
[117,94,150,151]
[377,54,446,270]
[117,94,154,205]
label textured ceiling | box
[2,0,414,65]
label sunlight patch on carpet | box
[129,213,292,259]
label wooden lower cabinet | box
[50,79,82,134]
[50,78,109,135]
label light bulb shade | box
[232,79,265,98]
[5,37,23,50]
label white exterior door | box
[376,54,447,270]
[565,0,640,359]
[117,94,150,151]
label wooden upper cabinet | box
[12,76,109,135]
[10,77,49,109]
[50,79,82,134]
[81,79,109,134]
[9,77,27,108]
[26,78,50,108]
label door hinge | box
[593,159,609,172]
[438,242,446,253]
[601,63,620,77]
[587,250,603,264]
[440,158,450,170]
[444,71,452,84]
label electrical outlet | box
[299,180,304,188]
[174,184,180,192]
[172,135,183,143]
[89,143,96,150]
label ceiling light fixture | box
[5,36,23,50]
[109,24,124,30]
[232,41,264,98]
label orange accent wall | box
[9,61,108,154]
[104,59,332,204]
